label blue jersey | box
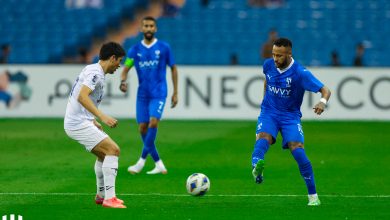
[126,39,175,98]
[261,58,324,117]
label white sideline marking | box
[0,192,389,198]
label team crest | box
[286,77,292,87]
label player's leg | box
[92,137,126,208]
[252,132,273,167]
[145,117,167,174]
[281,120,320,206]
[65,125,125,208]
[93,153,105,204]
[288,142,320,206]
[251,112,278,183]
[146,99,167,174]
[127,98,150,174]
[139,123,149,159]
[127,122,148,174]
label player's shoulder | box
[293,61,311,74]
[85,63,101,71]
[83,63,104,77]
[156,39,172,49]
[263,58,274,66]
[262,58,274,71]
[128,42,142,52]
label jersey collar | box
[277,58,294,74]
[141,38,158,48]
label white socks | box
[102,155,119,199]
[156,160,166,169]
[146,160,167,174]
[94,160,104,198]
[137,158,146,166]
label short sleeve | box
[82,71,100,91]
[300,68,324,93]
[165,43,175,67]
[262,58,272,76]
[127,46,136,59]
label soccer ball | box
[186,173,210,196]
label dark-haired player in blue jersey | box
[251,38,331,206]
[119,16,178,175]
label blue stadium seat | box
[125,0,387,66]
[0,0,137,63]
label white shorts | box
[65,125,108,152]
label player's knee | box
[139,127,147,134]
[149,119,159,128]
[112,147,121,156]
[139,123,148,134]
[106,144,120,156]
[257,132,273,144]
[288,142,304,151]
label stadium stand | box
[124,0,389,66]
[1,0,388,66]
[0,0,139,63]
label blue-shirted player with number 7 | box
[251,38,331,206]
[120,16,178,175]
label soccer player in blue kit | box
[251,38,331,206]
[120,16,178,175]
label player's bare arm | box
[119,65,131,93]
[171,65,178,108]
[78,85,118,128]
[93,119,103,130]
[313,86,331,115]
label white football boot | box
[127,158,145,174]
[146,160,167,174]
[307,194,321,206]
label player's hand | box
[171,93,178,108]
[93,120,103,131]
[119,81,128,93]
[313,102,326,115]
[100,114,118,128]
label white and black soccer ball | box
[186,173,210,196]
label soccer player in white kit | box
[64,42,126,208]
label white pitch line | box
[0,192,389,198]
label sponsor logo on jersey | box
[139,60,159,68]
[268,85,292,97]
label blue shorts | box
[256,111,304,149]
[136,97,166,123]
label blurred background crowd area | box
[0,0,388,67]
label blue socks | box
[251,139,317,195]
[143,127,160,162]
[291,148,317,195]
[141,134,148,159]
[251,139,270,167]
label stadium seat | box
[123,0,389,66]
[0,0,137,63]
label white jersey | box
[64,63,105,130]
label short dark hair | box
[143,16,157,23]
[99,42,125,61]
[274,38,292,48]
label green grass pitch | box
[1,119,389,219]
